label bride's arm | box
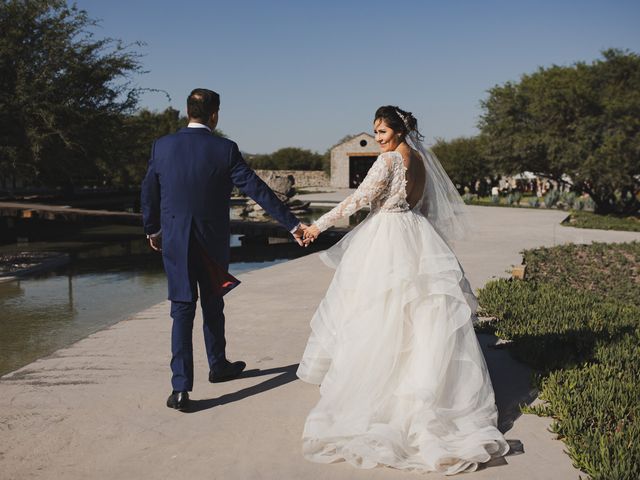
[313,155,391,233]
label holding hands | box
[303,224,320,246]
[292,223,321,247]
[292,224,308,246]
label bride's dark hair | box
[374,106,423,140]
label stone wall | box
[254,170,330,188]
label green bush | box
[522,242,640,307]
[463,192,475,204]
[247,147,326,171]
[544,189,560,208]
[477,242,640,479]
[536,363,640,480]
[478,280,638,371]
[513,191,522,205]
[564,211,640,233]
[560,191,577,209]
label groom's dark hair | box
[187,88,220,122]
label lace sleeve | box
[314,156,391,232]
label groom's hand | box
[148,235,162,252]
[292,224,308,247]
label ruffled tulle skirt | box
[297,210,509,475]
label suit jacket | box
[141,127,299,301]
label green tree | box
[0,0,143,190]
[116,107,186,186]
[247,147,325,171]
[479,49,640,214]
[431,136,494,194]
[115,108,225,187]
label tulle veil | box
[406,131,471,246]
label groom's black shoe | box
[209,359,246,383]
[166,391,190,411]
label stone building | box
[330,133,380,188]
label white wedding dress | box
[297,150,509,475]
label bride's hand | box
[303,224,320,246]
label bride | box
[297,106,509,475]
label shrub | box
[513,191,522,205]
[522,242,640,307]
[544,189,560,208]
[478,279,638,371]
[535,363,640,480]
[477,242,640,479]
[247,147,325,171]
[563,211,640,232]
[462,192,475,204]
[584,196,596,211]
[560,191,577,209]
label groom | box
[141,88,306,411]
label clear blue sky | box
[74,0,640,154]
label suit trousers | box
[169,238,227,392]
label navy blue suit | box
[141,127,299,391]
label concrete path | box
[2,206,639,480]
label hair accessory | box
[395,109,409,129]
